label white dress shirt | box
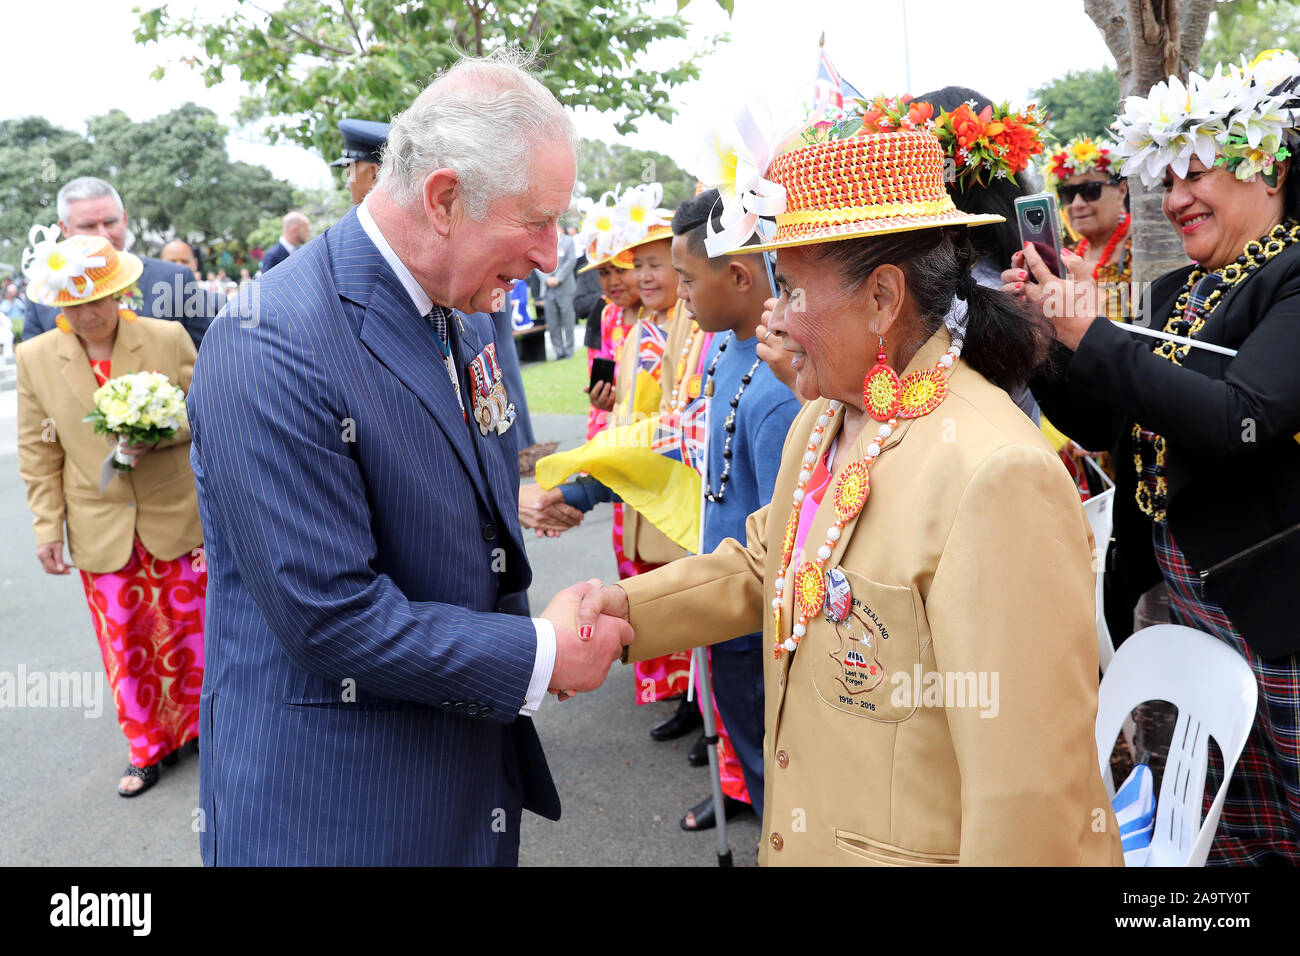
[356,198,556,716]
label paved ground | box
[0,407,760,867]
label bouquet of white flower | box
[84,370,187,471]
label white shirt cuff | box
[521,618,556,715]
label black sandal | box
[117,762,160,798]
[680,794,753,831]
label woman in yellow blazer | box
[17,231,205,798]
[569,123,1124,865]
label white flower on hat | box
[615,183,670,245]
[693,99,788,255]
[21,228,107,302]
[577,189,623,259]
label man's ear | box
[422,168,461,237]
[58,220,72,239]
[728,256,756,293]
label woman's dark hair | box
[915,85,1034,268]
[806,226,1053,391]
[1285,155,1300,220]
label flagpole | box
[901,0,912,91]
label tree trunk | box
[1084,0,1215,295]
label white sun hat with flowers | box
[1112,49,1300,187]
[575,189,636,274]
[606,182,674,258]
[22,226,143,307]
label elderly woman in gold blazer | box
[570,122,1123,865]
[17,231,205,798]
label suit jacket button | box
[481,523,497,541]
[776,749,789,769]
[466,703,480,716]
[440,700,453,708]
[453,702,467,713]
[770,832,784,851]
[480,705,492,717]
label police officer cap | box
[329,118,391,168]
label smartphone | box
[589,357,615,392]
[1014,193,1067,279]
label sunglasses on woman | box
[1058,181,1114,204]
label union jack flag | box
[811,47,863,112]
[637,320,668,378]
[652,397,709,476]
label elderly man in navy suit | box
[187,50,631,866]
[259,211,311,274]
[24,177,213,348]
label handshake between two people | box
[540,580,635,702]
[518,482,584,538]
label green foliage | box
[1201,0,1300,69]
[576,139,696,210]
[134,0,727,163]
[1030,67,1121,147]
[0,105,295,263]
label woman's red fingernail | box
[1015,282,1024,291]
[579,625,592,640]
[1018,270,1027,280]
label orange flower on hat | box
[907,101,934,128]
[949,104,987,151]
[993,114,1046,173]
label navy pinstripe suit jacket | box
[188,207,560,866]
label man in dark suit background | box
[258,210,310,274]
[24,177,213,348]
[188,51,631,866]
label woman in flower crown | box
[1045,135,1132,322]
[567,116,1123,864]
[16,229,205,799]
[1013,50,1300,865]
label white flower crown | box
[1112,49,1300,187]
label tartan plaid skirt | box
[1154,525,1300,865]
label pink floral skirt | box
[80,538,206,768]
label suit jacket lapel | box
[57,328,99,414]
[110,317,145,378]
[334,211,494,516]
[452,316,527,559]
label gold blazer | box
[620,326,1124,866]
[16,317,202,574]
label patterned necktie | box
[424,304,450,353]
[424,304,463,415]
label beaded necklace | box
[771,336,962,657]
[1075,212,1130,281]
[702,332,764,503]
[668,318,700,412]
[1132,219,1300,524]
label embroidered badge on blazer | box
[468,342,515,436]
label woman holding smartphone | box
[1011,51,1300,865]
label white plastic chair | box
[1081,484,1116,672]
[1095,624,1258,866]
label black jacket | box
[260,239,291,274]
[1033,240,1300,659]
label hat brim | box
[727,211,1005,255]
[578,249,635,274]
[29,251,144,307]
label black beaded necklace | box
[702,331,764,503]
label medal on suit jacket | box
[468,342,515,437]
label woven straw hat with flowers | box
[22,226,143,309]
[695,95,1030,255]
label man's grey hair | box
[378,49,578,220]
[57,177,125,222]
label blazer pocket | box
[807,570,924,723]
[834,829,958,867]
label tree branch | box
[338,0,368,55]
[248,1,356,58]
